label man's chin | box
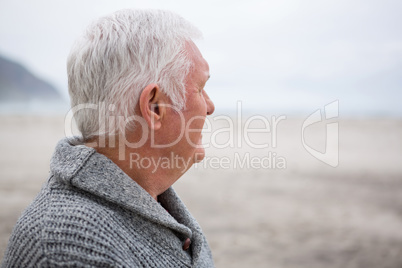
[194,149,205,163]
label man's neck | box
[88,143,183,201]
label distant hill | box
[0,55,62,103]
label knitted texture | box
[1,138,214,267]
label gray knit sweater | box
[1,138,214,267]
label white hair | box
[67,9,201,140]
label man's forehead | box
[186,41,205,64]
[185,41,209,79]
[197,59,210,84]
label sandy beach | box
[0,114,401,267]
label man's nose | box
[204,91,215,115]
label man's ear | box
[139,83,165,130]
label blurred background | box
[0,0,401,267]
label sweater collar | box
[50,138,204,261]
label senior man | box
[2,9,215,267]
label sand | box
[0,114,401,267]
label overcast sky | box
[0,0,401,116]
